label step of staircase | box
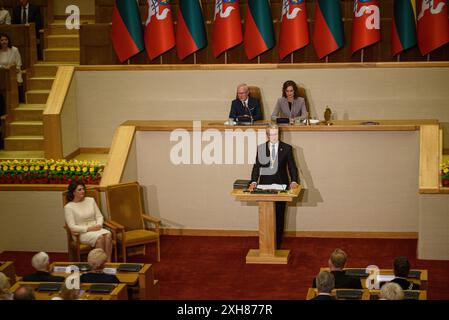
[44,48,80,63]
[13,104,45,121]
[47,34,80,48]
[33,62,78,77]
[9,121,43,136]
[49,23,79,35]
[26,90,50,104]
[4,135,44,151]
[28,77,55,90]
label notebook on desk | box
[336,290,363,299]
[345,269,368,277]
[37,283,62,292]
[117,264,142,272]
[276,117,289,124]
[89,284,115,293]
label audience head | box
[0,272,11,300]
[31,251,50,272]
[282,80,299,100]
[87,248,108,270]
[393,256,411,278]
[380,282,404,300]
[19,0,29,7]
[328,248,347,270]
[266,123,279,144]
[236,83,249,101]
[66,180,86,202]
[315,271,335,294]
[0,33,11,49]
[13,285,35,300]
[59,282,81,300]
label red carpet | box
[1,235,448,300]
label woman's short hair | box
[66,180,86,202]
[87,248,107,270]
[31,251,49,271]
[380,282,404,300]
[0,33,12,48]
[330,248,347,269]
[282,80,299,99]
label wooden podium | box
[231,187,301,264]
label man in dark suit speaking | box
[249,123,299,247]
[228,83,263,122]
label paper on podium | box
[377,275,395,282]
[257,184,287,191]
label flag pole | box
[325,56,328,63]
[160,56,163,65]
[290,53,294,64]
[127,59,130,65]
[426,53,430,62]
[258,56,261,64]
[397,53,400,62]
[225,52,228,64]
[361,49,364,63]
[194,53,197,64]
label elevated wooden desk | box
[0,261,16,285]
[232,187,301,264]
[49,262,159,300]
[306,288,371,300]
[10,281,128,300]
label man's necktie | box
[271,144,276,160]
[22,7,27,24]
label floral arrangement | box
[0,159,104,184]
[440,160,449,187]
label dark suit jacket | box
[22,271,65,282]
[311,294,335,300]
[80,272,120,284]
[390,277,420,290]
[12,4,42,31]
[251,141,299,185]
[229,97,263,121]
[313,271,362,289]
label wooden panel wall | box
[85,0,449,65]
[2,0,52,27]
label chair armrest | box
[107,219,125,230]
[142,214,161,225]
[104,220,120,231]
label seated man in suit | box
[389,256,420,290]
[80,248,119,284]
[228,83,263,122]
[12,0,42,31]
[249,123,299,248]
[22,252,65,282]
[311,271,335,300]
[312,248,362,289]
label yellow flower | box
[23,166,29,172]
[64,166,68,171]
[30,166,35,171]
[76,167,81,172]
[50,165,56,171]
[44,165,48,170]
[35,166,40,171]
[56,166,62,172]
[70,166,75,172]
[16,166,22,170]
[89,167,95,173]
[82,167,88,173]
[3,166,7,171]
[444,168,449,174]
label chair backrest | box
[105,182,145,231]
[298,86,310,114]
[248,86,263,117]
[62,187,101,207]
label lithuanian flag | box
[392,0,417,56]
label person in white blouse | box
[0,1,11,25]
[64,181,113,262]
[0,33,23,84]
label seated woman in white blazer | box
[271,80,308,121]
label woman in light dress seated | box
[271,80,308,122]
[64,181,113,262]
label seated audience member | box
[12,0,41,31]
[311,271,335,300]
[379,282,404,300]
[80,248,119,284]
[271,80,308,122]
[313,248,362,289]
[0,272,12,300]
[0,33,24,102]
[0,1,11,24]
[13,284,35,300]
[228,83,263,122]
[22,251,65,282]
[390,256,420,290]
[64,181,113,262]
[51,282,81,300]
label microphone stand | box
[245,102,254,125]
